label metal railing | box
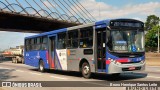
[0,0,96,24]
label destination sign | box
[110,21,143,28]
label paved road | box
[0,61,160,90]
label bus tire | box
[39,60,45,72]
[81,62,91,78]
[111,73,120,77]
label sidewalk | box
[146,58,160,66]
[145,52,160,66]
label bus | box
[24,19,145,78]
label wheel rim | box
[40,63,43,71]
[83,65,89,75]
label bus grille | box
[121,61,141,64]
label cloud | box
[71,0,160,21]
[43,1,57,8]
[132,17,143,21]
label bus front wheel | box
[110,73,120,77]
[39,60,44,72]
[81,62,91,78]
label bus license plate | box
[129,67,135,70]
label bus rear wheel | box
[81,62,91,78]
[39,60,45,72]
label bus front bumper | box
[107,61,145,74]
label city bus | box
[24,19,145,78]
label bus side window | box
[57,33,66,49]
[25,39,30,51]
[35,37,41,50]
[30,38,35,50]
[79,27,93,48]
[41,36,48,50]
[67,30,78,48]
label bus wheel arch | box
[39,59,45,72]
[79,59,91,78]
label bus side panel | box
[25,51,32,66]
[25,51,39,67]
[67,49,95,72]
[25,50,49,69]
[40,51,49,69]
[55,49,67,70]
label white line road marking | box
[50,76,68,80]
[147,76,160,79]
[154,70,160,72]
[16,70,24,72]
[30,72,42,76]
[147,66,160,68]
[145,69,160,72]
[0,67,11,69]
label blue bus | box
[24,19,145,78]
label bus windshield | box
[108,30,145,52]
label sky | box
[0,0,160,51]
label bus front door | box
[96,29,106,72]
[48,36,56,69]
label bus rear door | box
[48,35,56,69]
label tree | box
[145,25,159,48]
[145,15,160,50]
[145,15,159,31]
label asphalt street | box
[0,61,160,90]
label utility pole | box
[158,19,160,53]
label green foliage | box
[145,25,159,48]
[145,15,159,31]
[145,15,160,48]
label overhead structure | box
[0,0,96,32]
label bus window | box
[41,36,48,50]
[25,39,30,51]
[57,33,66,49]
[30,38,35,50]
[67,30,78,48]
[42,37,47,43]
[35,37,41,50]
[79,27,93,48]
[37,37,41,44]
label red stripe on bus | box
[51,58,54,68]
[117,59,128,62]
[106,60,110,64]
[46,51,54,68]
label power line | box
[68,0,90,22]
[75,0,96,21]
[71,0,94,22]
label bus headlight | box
[140,60,145,64]
[115,61,121,65]
[113,60,121,65]
[109,58,121,65]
